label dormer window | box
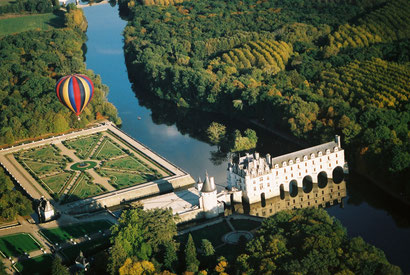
[282,161,287,167]
[274,164,279,169]
[318,151,323,157]
[289,160,293,165]
[303,155,308,161]
[310,153,315,159]
[296,158,300,163]
[326,149,330,155]
[334,147,339,152]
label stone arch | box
[279,184,285,200]
[302,175,313,193]
[318,171,328,188]
[289,180,298,197]
[332,166,344,184]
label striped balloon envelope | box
[56,74,94,119]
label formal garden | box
[11,130,171,203]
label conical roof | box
[201,173,216,192]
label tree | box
[109,208,177,274]
[51,256,69,275]
[200,239,215,257]
[184,234,199,273]
[53,114,69,133]
[240,208,401,274]
[119,258,155,275]
[206,122,226,145]
[162,241,177,272]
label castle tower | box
[196,177,203,192]
[200,173,218,219]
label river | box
[82,4,410,271]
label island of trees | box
[119,0,410,201]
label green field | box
[0,233,42,258]
[42,172,73,194]
[40,220,112,245]
[178,221,232,247]
[230,219,261,231]
[68,173,105,200]
[23,160,62,175]
[0,13,64,37]
[18,145,65,162]
[60,237,110,263]
[92,138,125,160]
[99,170,152,189]
[14,254,53,275]
[64,134,101,159]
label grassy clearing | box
[42,172,73,194]
[18,145,65,162]
[0,233,42,258]
[69,173,105,200]
[64,134,101,159]
[92,138,124,160]
[99,170,153,189]
[60,237,110,263]
[0,13,64,36]
[229,219,261,231]
[14,254,53,275]
[178,221,232,247]
[40,220,112,245]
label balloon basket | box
[77,116,81,121]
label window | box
[260,184,263,190]
[259,177,263,181]
[276,171,278,176]
[254,187,256,191]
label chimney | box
[335,135,341,148]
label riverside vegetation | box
[119,0,410,200]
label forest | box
[104,207,400,274]
[0,5,121,146]
[119,0,410,200]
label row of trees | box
[0,0,58,15]
[213,40,293,75]
[326,0,410,55]
[0,6,120,146]
[0,167,32,221]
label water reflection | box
[229,180,346,218]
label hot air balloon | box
[56,74,94,120]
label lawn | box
[18,145,65,162]
[23,160,62,175]
[42,172,73,194]
[40,220,112,245]
[64,134,101,159]
[229,219,261,231]
[0,13,64,36]
[99,170,159,189]
[92,138,125,160]
[103,156,151,172]
[68,173,105,200]
[60,237,110,263]
[178,221,232,247]
[14,254,53,275]
[0,233,42,258]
